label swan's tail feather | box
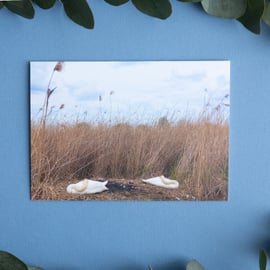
[104,180,109,190]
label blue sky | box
[30,61,230,124]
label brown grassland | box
[31,111,229,201]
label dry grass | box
[31,111,229,201]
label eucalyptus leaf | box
[238,0,264,34]
[132,0,172,19]
[60,0,94,29]
[32,0,56,9]
[263,1,270,26]
[186,259,205,270]
[104,0,129,6]
[4,0,34,19]
[0,250,28,270]
[259,249,267,270]
[201,0,247,19]
[27,266,44,270]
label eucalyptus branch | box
[0,0,269,35]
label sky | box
[30,61,230,124]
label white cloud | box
[30,61,230,124]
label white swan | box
[142,175,179,189]
[67,179,109,194]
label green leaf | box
[0,2,3,9]
[60,0,94,29]
[201,0,247,19]
[0,250,28,270]
[32,0,56,9]
[132,0,172,19]
[186,259,205,270]
[4,0,34,19]
[27,266,44,270]
[262,1,270,26]
[104,0,129,6]
[238,0,264,34]
[259,249,267,270]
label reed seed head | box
[54,62,64,72]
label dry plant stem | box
[41,70,55,129]
[35,71,54,186]
[34,63,63,188]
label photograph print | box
[30,61,230,201]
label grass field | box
[30,110,229,201]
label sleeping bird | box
[67,179,109,194]
[142,175,179,189]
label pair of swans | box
[66,175,179,194]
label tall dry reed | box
[31,112,228,200]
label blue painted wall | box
[1,1,270,270]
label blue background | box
[1,1,270,270]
